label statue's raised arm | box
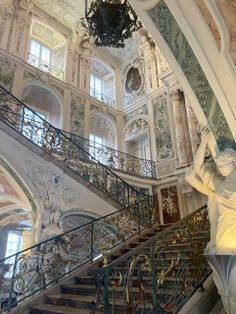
[186,124,236,254]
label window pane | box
[41,46,51,64]
[90,74,102,100]
[30,39,40,58]
[94,136,102,145]
[5,232,22,258]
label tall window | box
[4,231,23,278]
[28,21,66,80]
[90,133,103,146]
[90,74,102,100]
[5,232,22,258]
[89,134,104,163]
[23,107,48,145]
[29,39,51,66]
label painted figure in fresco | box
[125,67,141,94]
[186,125,236,254]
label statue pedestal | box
[205,254,236,314]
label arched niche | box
[21,82,63,128]
[124,116,151,160]
[60,209,101,232]
[90,58,116,107]
[0,157,36,260]
[90,112,116,148]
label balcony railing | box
[63,131,157,179]
[27,53,64,81]
[90,88,115,108]
[0,85,148,208]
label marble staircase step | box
[30,303,102,314]
[45,293,96,310]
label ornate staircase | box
[1,205,211,314]
[0,85,150,210]
[0,86,213,313]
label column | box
[172,89,192,166]
[185,96,200,156]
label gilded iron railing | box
[63,131,157,179]
[0,85,146,208]
[90,87,115,108]
[28,53,64,80]
[0,197,156,312]
[91,205,211,314]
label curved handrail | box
[0,196,156,312]
[90,205,211,313]
[0,85,147,208]
[62,130,157,179]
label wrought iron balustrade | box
[62,131,157,179]
[27,53,64,80]
[0,85,148,208]
[91,205,211,314]
[90,88,115,108]
[0,197,156,312]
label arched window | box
[28,20,67,81]
[124,117,151,160]
[21,83,63,129]
[90,59,115,107]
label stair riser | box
[46,297,126,313]
[61,285,187,299]
[46,297,95,310]
[61,286,96,296]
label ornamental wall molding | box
[122,56,146,107]
[90,112,116,140]
[124,116,149,140]
[24,160,82,211]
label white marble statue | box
[186,125,236,254]
[186,125,236,313]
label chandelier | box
[82,0,142,48]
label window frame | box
[90,74,103,100]
[29,38,52,65]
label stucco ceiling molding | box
[205,0,230,54]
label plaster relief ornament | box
[162,188,177,216]
[186,125,236,313]
[124,118,148,139]
[24,160,82,240]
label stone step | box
[29,303,102,314]
[61,284,96,295]
[45,293,96,310]
[61,282,186,298]
[45,293,126,312]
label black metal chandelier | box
[82,0,142,48]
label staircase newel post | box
[103,268,110,314]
